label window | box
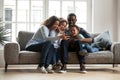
[3,0,92,41]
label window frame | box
[3,0,92,41]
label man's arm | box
[79,28,94,43]
[80,38,93,43]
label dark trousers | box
[60,40,86,65]
[26,41,55,68]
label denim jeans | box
[84,43,99,53]
[25,41,55,68]
[60,40,86,64]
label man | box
[59,13,94,73]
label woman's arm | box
[41,26,60,41]
[41,26,69,41]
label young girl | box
[52,18,68,70]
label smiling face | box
[68,15,77,26]
[70,26,79,36]
[59,22,67,31]
[50,20,59,30]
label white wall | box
[118,0,120,41]
[0,0,3,19]
[93,0,118,42]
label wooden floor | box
[0,64,120,80]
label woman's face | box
[70,27,79,36]
[59,22,67,31]
[50,20,59,30]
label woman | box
[25,16,69,73]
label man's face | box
[67,16,77,26]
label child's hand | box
[72,36,79,40]
[59,35,70,40]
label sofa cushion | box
[18,31,34,50]
[67,51,113,64]
[19,51,40,64]
[91,30,112,50]
[86,51,113,64]
[90,33,99,38]
[19,51,113,64]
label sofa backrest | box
[17,31,34,50]
[17,31,99,50]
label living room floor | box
[0,64,120,80]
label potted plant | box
[0,18,10,45]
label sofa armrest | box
[4,42,20,64]
[111,42,120,64]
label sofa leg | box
[113,63,118,68]
[5,63,8,72]
[113,63,115,68]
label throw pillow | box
[91,30,112,50]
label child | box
[69,25,99,55]
[52,18,68,70]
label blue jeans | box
[25,41,55,68]
[84,43,99,53]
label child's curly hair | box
[69,25,80,32]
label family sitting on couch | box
[25,13,110,74]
